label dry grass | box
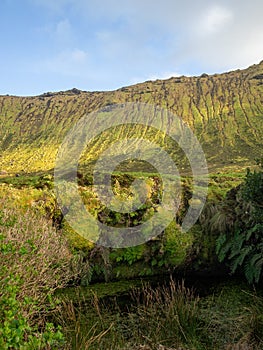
[54,279,204,350]
[0,202,75,324]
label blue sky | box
[0,0,262,96]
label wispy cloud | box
[54,19,73,43]
[28,0,74,13]
[2,0,263,95]
[198,5,233,36]
[36,48,89,76]
[29,0,263,72]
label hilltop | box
[0,60,263,174]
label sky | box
[0,0,262,96]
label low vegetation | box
[1,59,263,349]
[211,161,263,284]
[1,163,263,349]
[54,279,263,349]
[0,203,74,349]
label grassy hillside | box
[1,63,263,350]
[0,61,263,174]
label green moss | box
[62,221,94,251]
[163,220,194,266]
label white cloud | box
[38,18,74,47]
[80,1,262,75]
[182,2,263,72]
[37,48,89,76]
[198,5,233,36]
[55,19,73,43]
[70,48,88,63]
[25,0,263,92]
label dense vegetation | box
[215,161,263,284]
[1,164,263,348]
[0,204,72,349]
[1,200,263,349]
[1,61,263,348]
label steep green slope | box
[0,61,263,174]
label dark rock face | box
[251,74,263,80]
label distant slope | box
[0,61,263,174]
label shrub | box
[0,202,74,348]
[215,165,263,284]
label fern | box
[244,259,255,284]
[230,246,252,274]
[213,165,263,284]
[229,232,246,259]
[215,234,226,256]
[217,240,233,263]
[122,246,144,265]
[244,253,263,284]
[246,224,263,240]
[254,258,263,283]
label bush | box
[215,165,263,284]
[0,202,74,348]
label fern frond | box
[215,234,226,255]
[246,224,263,241]
[230,246,252,273]
[229,232,246,259]
[217,240,232,263]
[254,258,263,283]
[245,253,263,284]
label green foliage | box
[0,277,64,349]
[242,167,263,206]
[113,245,145,265]
[161,220,194,266]
[0,203,76,348]
[0,173,53,189]
[216,165,263,284]
[108,220,194,277]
